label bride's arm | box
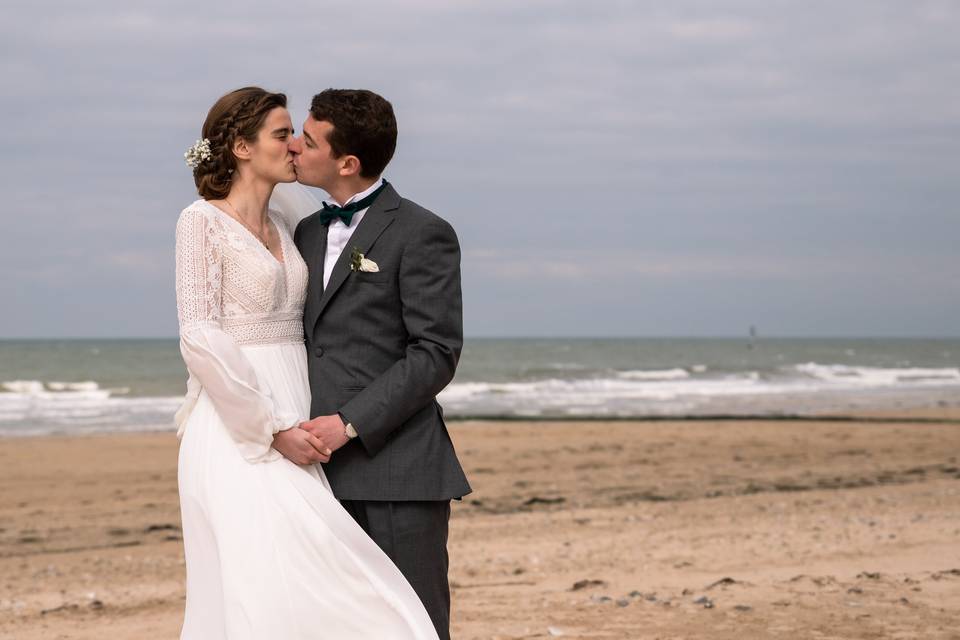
[174,206,300,463]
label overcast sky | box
[3,0,958,338]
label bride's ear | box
[232,137,253,162]
[339,155,361,177]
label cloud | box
[3,0,960,336]
[667,18,757,40]
[464,247,960,284]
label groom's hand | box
[272,428,332,465]
[298,414,350,453]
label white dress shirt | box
[322,178,384,289]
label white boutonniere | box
[349,246,379,272]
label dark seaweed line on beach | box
[466,463,960,514]
[446,414,960,424]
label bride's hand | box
[272,428,331,465]
[299,414,350,453]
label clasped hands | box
[272,414,349,465]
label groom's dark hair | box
[310,89,397,178]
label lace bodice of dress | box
[173,199,309,462]
[175,199,307,346]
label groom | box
[275,88,471,639]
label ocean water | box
[0,338,958,436]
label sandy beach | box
[1,416,958,639]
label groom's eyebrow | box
[302,131,316,145]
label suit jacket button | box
[314,346,324,357]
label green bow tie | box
[318,181,388,227]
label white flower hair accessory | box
[184,138,213,169]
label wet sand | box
[1,417,959,639]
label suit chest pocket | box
[352,270,395,286]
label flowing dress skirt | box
[177,342,438,640]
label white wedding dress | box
[174,198,438,640]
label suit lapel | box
[312,185,401,325]
[303,218,328,333]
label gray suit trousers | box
[340,499,451,640]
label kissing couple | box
[174,86,471,639]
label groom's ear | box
[339,155,362,177]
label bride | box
[174,86,438,639]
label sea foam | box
[0,380,181,436]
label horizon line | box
[1,335,959,341]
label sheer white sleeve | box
[174,206,298,463]
[269,181,324,230]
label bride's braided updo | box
[194,87,287,200]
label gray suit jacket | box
[294,183,472,501]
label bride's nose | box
[288,137,301,154]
